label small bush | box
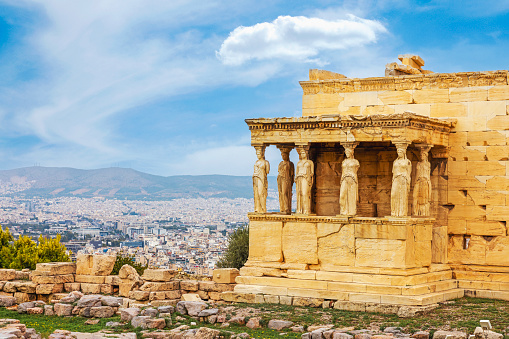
[111,251,148,275]
[216,225,249,269]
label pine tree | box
[216,225,249,269]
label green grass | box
[2,297,509,339]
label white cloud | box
[216,15,387,66]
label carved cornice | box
[246,113,455,134]
[300,70,509,94]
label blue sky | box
[0,0,508,176]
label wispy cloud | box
[216,15,387,66]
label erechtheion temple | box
[237,55,509,312]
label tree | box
[10,235,38,270]
[0,226,14,268]
[38,234,70,263]
[216,225,249,269]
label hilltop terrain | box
[0,167,277,200]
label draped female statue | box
[277,148,294,214]
[253,146,270,213]
[339,144,359,216]
[391,144,412,217]
[295,147,314,215]
[413,146,432,216]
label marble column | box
[277,145,294,215]
[339,142,359,216]
[252,145,270,213]
[391,142,412,217]
[295,145,314,215]
[413,144,432,217]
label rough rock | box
[54,303,73,316]
[100,296,121,307]
[246,317,261,329]
[77,295,102,308]
[140,308,158,317]
[0,297,16,307]
[194,327,221,339]
[180,280,199,291]
[0,269,16,281]
[198,308,218,317]
[474,327,503,339]
[141,269,176,282]
[118,265,140,280]
[17,302,35,314]
[84,319,100,325]
[229,316,245,325]
[35,262,76,276]
[44,305,54,316]
[121,308,141,322]
[268,320,294,330]
[90,306,115,318]
[433,331,467,339]
[175,301,187,315]
[334,333,354,339]
[27,308,44,315]
[105,322,122,328]
[157,306,174,314]
[412,331,429,339]
[182,301,207,317]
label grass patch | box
[1,297,509,338]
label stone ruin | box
[236,54,509,313]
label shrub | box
[216,225,249,269]
[111,251,148,275]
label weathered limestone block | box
[249,220,283,262]
[90,306,115,318]
[35,284,63,295]
[378,90,412,105]
[31,274,74,284]
[27,307,43,315]
[80,283,102,294]
[76,254,115,276]
[488,85,509,101]
[129,291,150,300]
[118,265,140,280]
[54,303,73,316]
[212,268,239,284]
[64,283,81,292]
[34,262,76,276]
[142,269,176,282]
[318,224,355,266]
[180,280,199,291]
[413,89,449,104]
[283,222,318,264]
[105,276,122,285]
[486,237,509,266]
[75,275,106,284]
[100,284,114,294]
[121,308,140,322]
[4,281,37,293]
[355,239,407,268]
[0,296,16,307]
[0,269,16,281]
[448,235,487,265]
[449,87,488,102]
[139,281,179,292]
[14,292,34,303]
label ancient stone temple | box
[234,55,509,312]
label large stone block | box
[317,224,355,266]
[466,221,506,236]
[378,90,412,105]
[212,268,239,284]
[430,103,467,117]
[36,284,63,295]
[139,281,179,291]
[283,222,318,264]
[355,239,407,268]
[76,254,115,276]
[34,262,76,276]
[449,87,488,102]
[31,274,74,284]
[0,269,16,281]
[467,131,506,146]
[486,237,509,266]
[413,89,449,104]
[488,85,509,101]
[142,269,176,282]
[343,91,380,106]
[249,220,283,262]
[75,275,106,284]
[80,283,102,294]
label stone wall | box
[0,256,238,307]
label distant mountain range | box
[0,167,277,200]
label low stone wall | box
[0,255,239,307]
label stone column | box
[339,142,359,216]
[276,145,294,215]
[252,145,270,213]
[295,145,314,215]
[391,142,412,217]
[413,144,433,217]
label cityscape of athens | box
[1,1,509,339]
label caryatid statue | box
[252,145,270,213]
[391,143,412,217]
[295,146,314,215]
[339,143,359,216]
[413,145,432,216]
[277,146,294,214]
